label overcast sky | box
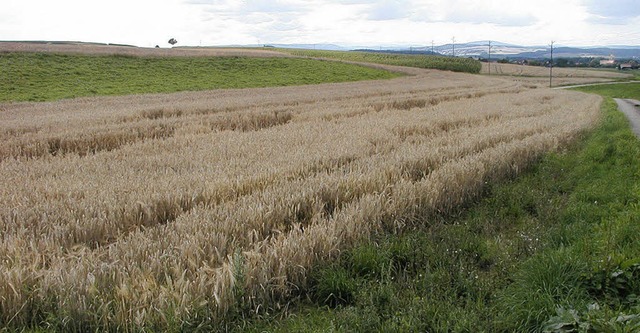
[2,0,639,48]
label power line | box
[549,41,554,88]
[452,36,455,57]
[488,40,492,75]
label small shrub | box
[347,243,391,278]
[582,260,640,306]
[496,249,591,331]
[310,266,357,307]
[543,303,640,333]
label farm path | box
[615,98,640,138]
[553,80,640,90]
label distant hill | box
[362,41,640,59]
[512,47,640,59]
[266,41,640,59]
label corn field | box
[0,67,601,330]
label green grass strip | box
[235,91,640,332]
[573,82,640,99]
[0,52,401,102]
[279,49,482,74]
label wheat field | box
[0,64,601,330]
[482,62,629,80]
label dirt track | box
[615,98,640,138]
[553,81,640,90]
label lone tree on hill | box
[168,38,177,46]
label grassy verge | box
[627,69,640,81]
[0,52,401,102]
[280,49,482,74]
[574,82,640,99]
[232,91,640,331]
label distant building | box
[618,62,639,70]
[600,59,615,66]
[600,54,616,66]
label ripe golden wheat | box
[481,61,629,79]
[0,68,601,329]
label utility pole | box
[431,40,434,55]
[452,36,455,57]
[549,41,554,88]
[488,40,492,75]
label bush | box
[310,266,357,307]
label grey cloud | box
[185,0,307,13]
[191,1,307,42]
[368,1,411,21]
[240,1,303,13]
[583,0,640,18]
[198,0,306,25]
[583,0,640,24]
[184,0,226,4]
[445,10,537,27]
[239,13,275,24]
[270,20,304,31]
[334,0,372,4]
